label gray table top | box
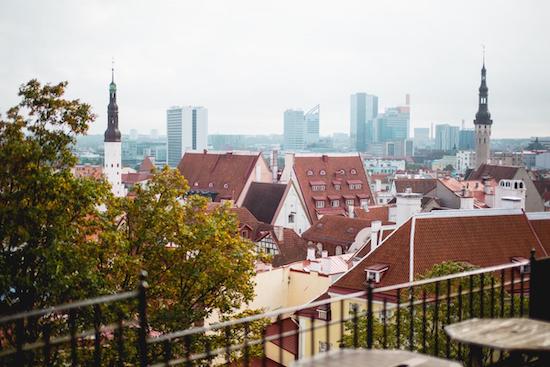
[291,349,462,367]
[445,318,550,352]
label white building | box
[103,68,126,197]
[166,106,208,167]
[456,150,476,174]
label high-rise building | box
[474,59,493,168]
[305,105,320,146]
[414,127,430,148]
[435,124,460,151]
[103,67,126,197]
[283,109,306,151]
[350,93,378,151]
[458,129,475,150]
[166,106,208,167]
[375,106,410,143]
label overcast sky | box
[1,1,549,138]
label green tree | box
[0,80,113,315]
[107,167,259,333]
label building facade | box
[458,129,475,150]
[350,93,378,151]
[305,105,320,146]
[103,68,126,197]
[375,106,410,143]
[435,124,459,151]
[284,109,306,151]
[166,106,208,167]
[474,61,493,168]
[456,150,476,174]
[414,127,430,148]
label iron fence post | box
[366,279,373,349]
[138,270,149,367]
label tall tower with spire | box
[104,65,126,197]
[474,52,493,168]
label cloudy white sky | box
[1,1,549,138]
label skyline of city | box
[1,1,549,139]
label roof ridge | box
[414,208,523,219]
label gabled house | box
[467,164,544,211]
[391,178,437,197]
[178,151,272,205]
[242,180,311,235]
[121,156,156,191]
[280,154,375,222]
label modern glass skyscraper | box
[304,105,320,146]
[435,124,460,151]
[375,106,410,143]
[458,129,475,150]
[350,93,378,151]
[283,109,306,151]
[166,106,208,167]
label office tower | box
[435,124,460,151]
[305,105,320,145]
[375,106,410,143]
[458,129,475,150]
[103,67,126,197]
[414,127,430,148]
[350,93,378,151]
[166,106,208,167]
[283,109,306,151]
[474,60,493,168]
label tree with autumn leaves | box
[0,80,260,364]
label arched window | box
[335,246,343,255]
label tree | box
[106,167,259,333]
[0,80,113,315]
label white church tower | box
[104,67,126,197]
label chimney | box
[321,250,328,258]
[306,246,316,261]
[459,189,474,210]
[274,226,284,242]
[271,149,278,183]
[370,220,382,250]
[396,189,422,225]
[348,205,355,218]
[203,149,208,155]
[321,256,331,275]
[322,154,328,163]
[495,179,526,210]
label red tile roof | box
[354,206,391,222]
[292,155,374,222]
[139,156,156,173]
[467,164,520,181]
[302,215,388,255]
[73,165,103,180]
[332,210,548,293]
[178,152,263,202]
[122,172,153,185]
[265,318,299,356]
[242,182,288,224]
[394,178,437,195]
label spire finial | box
[482,45,486,67]
[111,57,115,83]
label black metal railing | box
[1,255,544,366]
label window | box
[223,183,229,189]
[331,200,340,207]
[350,169,357,175]
[317,309,329,321]
[288,213,295,223]
[316,200,325,209]
[307,170,314,176]
[312,185,326,191]
[320,170,326,176]
[335,245,343,255]
[334,184,341,191]
[346,199,354,206]
[360,199,369,207]
[241,229,249,238]
[208,182,214,188]
[194,182,199,187]
[349,183,362,190]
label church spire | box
[105,64,121,142]
[474,53,492,126]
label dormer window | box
[365,264,389,283]
[351,169,357,175]
[316,200,325,209]
[320,170,326,176]
[194,182,199,187]
[511,257,530,274]
[307,170,314,176]
[223,183,229,189]
[208,182,214,188]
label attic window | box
[208,182,214,188]
[307,170,314,176]
[365,264,389,283]
[223,183,229,189]
[194,182,199,187]
[338,169,345,175]
[320,170,326,176]
[511,257,530,274]
[351,169,357,175]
